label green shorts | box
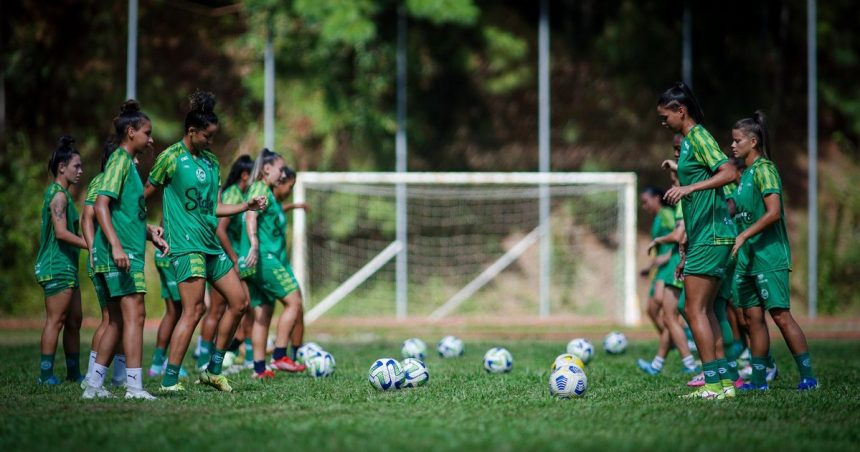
[246,283,266,308]
[247,254,299,307]
[39,278,79,297]
[734,270,791,311]
[684,245,731,278]
[172,252,233,284]
[89,274,109,309]
[99,270,147,298]
[717,260,736,302]
[157,265,182,302]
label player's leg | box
[39,287,74,385]
[207,267,249,377]
[161,277,206,391]
[763,270,816,389]
[84,290,122,399]
[681,274,721,398]
[251,303,274,378]
[662,286,697,373]
[150,298,173,376]
[197,286,225,370]
[736,273,769,391]
[61,287,83,382]
[289,300,305,360]
[119,292,153,399]
[710,292,738,396]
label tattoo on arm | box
[51,195,67,222]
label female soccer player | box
[730,111,817,391]
[35,136,87,385]
[659,82,739,399]
[145,91,265,392]
[241,150,306,378]
[83,100,168,400]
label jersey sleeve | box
[659,208,675,231]
[148,147,178,186]
[754,161,782,196]
[247,181,268,199]
[689,131,728,173]
[84,174,102,206]
[98,153,129,200]
[221,186,242,205]
[722,182,737,200]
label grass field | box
[1,330,859,451]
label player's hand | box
[295,202,310,212]
[664,186,691,205]
[149,225,164,239]
[152,235,170,255]
[674,260,685,282]
[661,159,678,172]
[247,196,267,212]
[647,239,659,254]
[112,247,130,272]
[731,232,747,258]
[244,246,258,269]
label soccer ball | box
[551,353,585,372]
[437,336,464,358]
[368,358,405,391]
[401,338,428,360]
[483,347,513,373]
[305,351,336,378]
[400,358,429,388]
[296,342,324,364]
[566,338,594,364]
[603,331,628,354]
[549,365,588,398]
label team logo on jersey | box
[196,168,207,182]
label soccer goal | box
[291,172,638,325]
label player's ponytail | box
[185,90,218,133]
[733,110,771,160]
[48,135,79,177]
[657,82,705,124]
[223,154,254,191]
[251,148,282,182]
[100,137,118,172]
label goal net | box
[291,172,638,325]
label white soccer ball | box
[296,342,324,364]
[483,347,513,373]
[401,338,428,360]
[305,351,336,378]
[566,338,594,364]
[368,358,405,391]
[437,336,464,358]
[549,365,588,398]
[551,353,585,372]
[400,358,429,388]
[603,331,628,355]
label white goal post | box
[291,172,638,325]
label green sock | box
[208,349,226,375]
[197,340,213,368]
[751,356,768,386]
[725,358,740,381]
[766,353,775,368]
[793,352,815,379]
[152,347,166,367]
[243,339,253,364]
[715,358,729,383]
[162,364,181,387]
[703,361,720,384]
[64,352,81,381]
[39,354,54,380]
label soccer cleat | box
[243,361,255,370]
[82,383,114,399]
[37,375,61,385]
[797,377,818,391]
[270,356,306,373]
[196,362,209,372]
[686,372,706,387]
[682,365,701,375]
[636,359,661,376]
[720,380,737,399]
[252,369,275,380]
[159,382,186,393]
[681,383,723,399]
[178,366,189,378]
[738,364,752,380]
[148,365,163,378]
[80,378,88,390]
[738,347,751,366]
[766,364,779,382]
[738,382,769,391]
[733,377,745,389]
[198,370,233,392]
[125,388,157,400]
[223,351,237,368]
[110,378,127,388]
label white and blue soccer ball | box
[551,353,585,372]
[549,365,588,398]
[483,347,513,373]
[437,336,464,358]
[305,351,336,378]
[603,331,628,355]
[368,358,405,391]
[296,342,324,364]
[401,338,428,360]
[400,358,429,388]
[566,338,594,364]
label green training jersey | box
[677,124,736,247]
[674,201,683,223]
[154,249,171,268]
[84,173,104,276]
[92,149,147,273]
[34,183,80,282]
[240,181,286,261]
[651,206,676,256]
[149,141,222,256]
[733,157,791,274]
[220,183,247,248]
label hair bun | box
[753,109,767,124]
[120,99,141,114]
[58,135,76,148]
[189,90,216,113]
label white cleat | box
[82,383,115,399]
[125,388,157,400]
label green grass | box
[1,332,859,451]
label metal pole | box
[538,0,551,318]
[126,0,138,99]
[395,5,408,319]
[807,0,818,319]
[264,20,275,150]
[682,1,692,87]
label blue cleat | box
[738,382,768,391]
[682,365,701,375]
[37,375,61,385]
[636,359,661,376]
[797,377,818,391]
